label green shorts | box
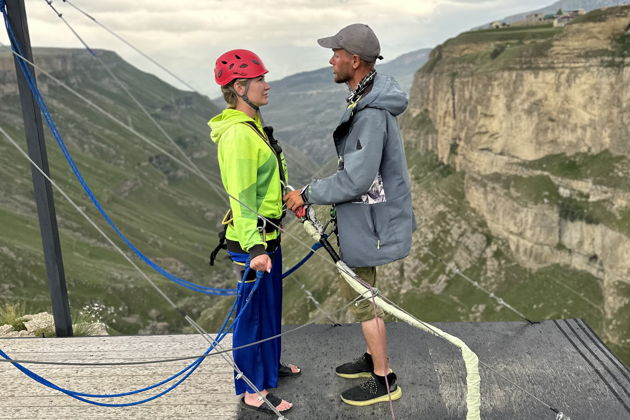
[339,266,385,323]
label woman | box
[208,49,298,415]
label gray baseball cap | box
[317,23,383,62]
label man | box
[284,23,415,406]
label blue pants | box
[229,247,282,395]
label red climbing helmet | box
[214,49,269,86]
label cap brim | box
[317,36,341,49]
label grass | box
[522,150,630,236]
[488,171,630,238]
[523,151,630,191]
[444,25,560,47]
[571,5,630,24]
[559,197,599,224]
[605,33,630,67]
[482,173,560,206]
[0,302,28,331]
[421,19,571,76]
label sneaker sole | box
[335,371,372,379]
[335,368,393,379]
[341,386,402,406]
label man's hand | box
[283,189,305,212]
[250,254,272,273]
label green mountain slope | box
[263,48,431,165]
[0,48,314,334]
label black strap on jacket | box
[209,224,228,266]
[243,122,287,187]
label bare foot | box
[279,362,301,376]
[243,390,293,412]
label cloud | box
[1,0,550,96]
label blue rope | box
[2,7,322,294]
[0,2,319,407]
[0,263,267,407]
[1,9,236,296]
[282,241,323,279]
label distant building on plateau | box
[553,9,586,27]
[489,21,510,29]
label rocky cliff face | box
[402,6,630,357]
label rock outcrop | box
[0,312,109,337]
[402,6,630,353]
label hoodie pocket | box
[369,203,385,248]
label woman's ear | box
[233,81,245,96]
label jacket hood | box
[356,73,408,116]
[208,108,259,144]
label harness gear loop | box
[209,209,233,266]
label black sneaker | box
[335,353,373,379]
[340,372,402,406]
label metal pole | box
[6,0,73,337]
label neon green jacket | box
[209,109,287,256]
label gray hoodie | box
[306,73,415,268]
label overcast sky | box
[1,0,552,97]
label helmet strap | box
[232,79,260,113]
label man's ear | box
[351,55,361,70]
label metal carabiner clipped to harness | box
[257,215,268,243]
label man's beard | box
[333,70,351,84]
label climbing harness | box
[209,120,287,265]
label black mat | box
[236,319,630,419]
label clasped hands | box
[283,189,305,213]
[250,191,305,273]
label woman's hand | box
[250,254,272,273]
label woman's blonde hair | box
[221,78,248,108]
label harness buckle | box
[258,216,267,243]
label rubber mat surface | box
[236,319,630,419]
